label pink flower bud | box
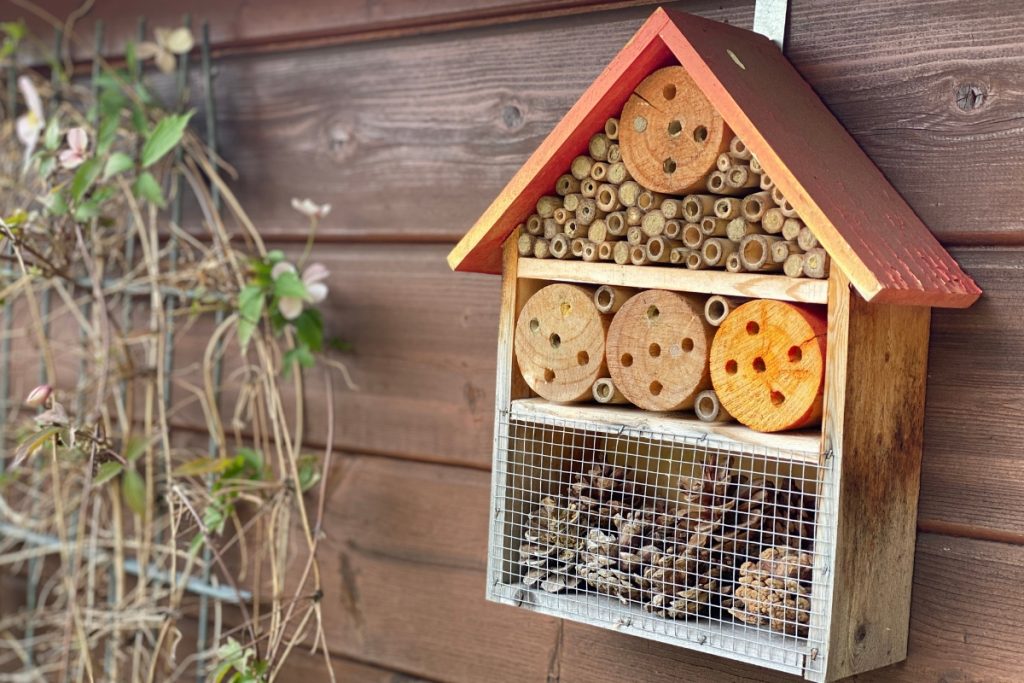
[25,384,52,408]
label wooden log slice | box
[514,284,609,402]
[619,66,730,194]
[605,290,713,411]
[709,300,827,432]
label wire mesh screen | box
[489,409,832,675]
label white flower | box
[302,263,329,303]
[271,261,296,280]
[136,27,194,74]
[290,198,331,219]
[15,76,44,165]
[275,262,329,320]
[24,384,52,408]
[58,127,89,170]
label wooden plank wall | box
[6,0,1024,679]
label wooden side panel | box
[658,10,981,308]
[819,270,931,680]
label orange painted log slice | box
[605,289,712,411]
[619,66,730,194]
[515,284,609,402]
[709,300,827,432]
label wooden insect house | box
[447,8,981,681]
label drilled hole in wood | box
[529,318,540,333]
[663,158,677,174]
[649,380,663,396]
[753,357,766,373]
[662,83,676,100]
[667,119,683,137]
[544,368,555,382]
[621,353,634,367]
[649,343,661,357]
[725,360,737,375]
[647,305,660,320]
[771,390,785,405]
[693,125,708,143]
[577,350,589,366]
[746,321,760,335]
[681,337,694,352]
[549,333,561,349]
[788,345,803,363]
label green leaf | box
[124,436,147,462]
[12,427,62,468]
[203,497,231,535]
[266,250,285,264]
[74,200,101,222]
[121,468,147,516]
[297,455,321,493]
[236,447,264,476]
[125,41,138,77]
[44,191,68,216]
[103,152,134,180]
[1,21,26,41]
[173,457,235,477]
[140,111,193,168]
[133,171,165,207]
[43,117,61,151]
[70,157,102,203]
[293,308,323,352]
[328,337,353,352]
[94,461,124,486]
[237,285,265,352]
[97,114,120,154]
[272,271,308,300]
[130,104,149,136]
[281,344,315,376]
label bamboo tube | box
[741,191,774,222]
[701,237,737,267]
[587,219,611,243]
[646,235,681,263]
[709,299,827,431]
[760,172,774,191]
[550,233,571,259]
[716,152,734,172]
[563,193,582,213]
[707,170,730,194]
[670,247,692,265]
[704,294,740,327]
[537,195,561,218]
[637,190,665,212]
[571,238,588,258]
[797,226,819,251]
[749,156,762,174]
[563,219,583,239]
[739,234,783,271]
[517,232,536,256]
[779,196,798,218]
[581,178,598,198]
[597,241,615,261]
[725,252,743,273]
[729,136,752,160]
[590,162,609,181]
[618,181,642,207]
[543,218,560,240]
[607,161,629,184]
[533,238,551,259]
[592,377,628,404]
[571,155,594,181]
[589,133,611,161]
[641,209,667,237]
[582,242,599,262]
[685,250,705,270]
[714,197,743,219]
[556,174,581,196]
[695,389,732,422]
[782,218,804,241]
[770,186,787,207]
[726,165,760,190]
[630,245,650,266]
[576,198,602,226]
[700,217,730,237]
[606,211,627,237]
[526,214,543,235]
[802,248,830,279]
[595,183,621,212]
[553,207,571,225]
[770,239,801,264]
[783,253,805,278]
[727,218,761,242]
[661,198,685,219]
[682,194,717,222]
[682,222,705,249]
[626,225,645,246]
[607,144,622,164]
[663,219,683,240]
[604,117,620,141]
[613,240,631,265]
[625,206,644,226]
[762,207,786,234]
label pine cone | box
[520,496,585,593]
[567,462,635,527]
[575,527,641,605]
[729,546,813,636]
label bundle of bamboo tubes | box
[515,128,830,280]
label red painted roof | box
[447,8,981,308]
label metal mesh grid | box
[489,409,832,675]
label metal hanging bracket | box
[753,0,789,50]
